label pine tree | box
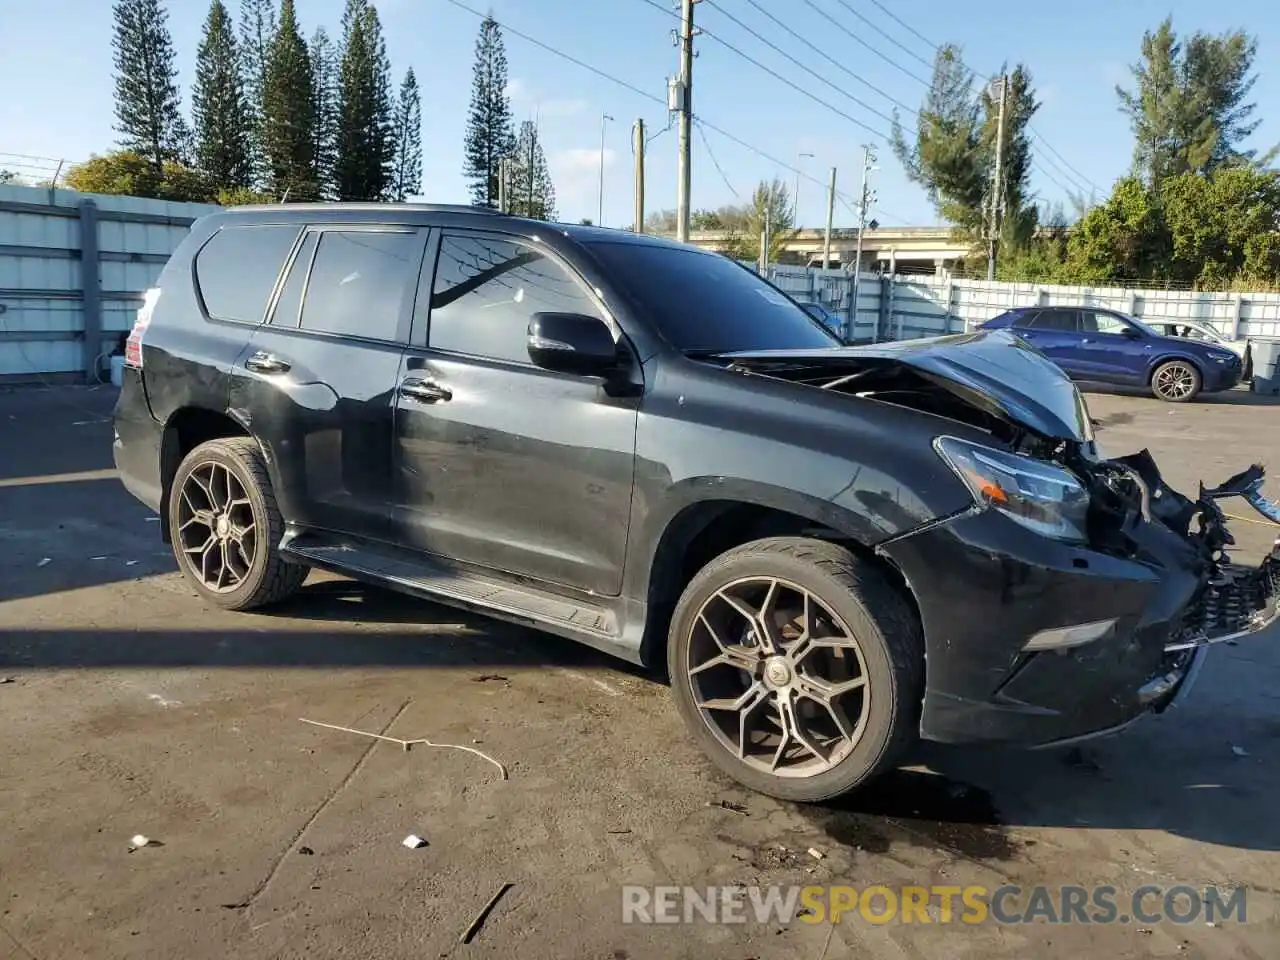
[391,68,422,201]
[335,0,394,201]
[1117,18,1270,183]
[239,0,277,185]
[192,0,251,191]
[309,27,339,199]
[508,120,556,220]
[261,0,317,200]
[463,16,515,207]
[111,0,190,169]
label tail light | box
[125,288,162,369]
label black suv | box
[114,204,1279,802]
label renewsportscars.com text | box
[621,884,1248,926]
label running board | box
[281,532,621,640]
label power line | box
[841,1,1106,196]
[438,0,666,109]
[437,0,863,219]
[831,0,935,72]
[701,0,899,129]
[1027,123,1099,195]
[737,0,919,118]
[633,0,892,143]
[862,0,945,58]
[798,0,929,88]
[694,121,740,198]
[1030,145,1092,197]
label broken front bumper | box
[878,461,1280,748]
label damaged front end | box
[1079,451,1280,655]
[719,330,1280,744]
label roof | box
[212,202,697,250]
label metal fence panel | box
[0,183,219,380]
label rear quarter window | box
[194,224,300,324]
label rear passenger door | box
[1013,308,1087,377]
[228,224,427,541]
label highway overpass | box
[682,225,975,273]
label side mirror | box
[1121,326,1143,339]
[527,312,620,376]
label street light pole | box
[598,112,613,226]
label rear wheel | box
[667,537,923,802]
[168,437,309,610]
[1151,360,1201,402]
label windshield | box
[585,240,842,353]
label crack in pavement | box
[0,920,41,960]
[221,699,412,917]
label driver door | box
[390,230,641,595]
[1078,310,1150,385]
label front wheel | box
[168,437,309,610]
[667,537,923,803]
[1151,359,1201,402]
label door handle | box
[245,350,291,374]
[399,377,452,404]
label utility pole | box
[597,112,613,226]
[850,145,877,342]
[759,201,771,273]
[498,157,508,213]
[674,0,697,242]
[633,118,646,233]
[987,73,1008,281]
[822,166,836,274]
[529,125,536,218]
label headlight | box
[1208,351,1236,363]
[934,435,1090,544]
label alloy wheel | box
[176,461,258,593]
[1154,362,1197,400]
[685,576,872,779]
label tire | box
[168,437,309,610]
[667,537,923,803]
[1151,359,1201,402]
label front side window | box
[299,230,418,341]
[428,233,604,365]
[1082,311,1130,336]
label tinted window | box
[1028,309,1078,332]
[299,230,418,341]
[1008,309,1040,327]
[585,240,839,353]
[268,232,318,327]
[1081,310,1129,335]
[195,224,299,323]
[429,234,603,365]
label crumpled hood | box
[720,329,1095,442]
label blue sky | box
[2,0,1277,228]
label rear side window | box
[299,230,419,342]
[428,233,604,365]
[1028,310,1078,332]
[268,232,318,327]
[195,224,300,323]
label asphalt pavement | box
[1,383,1278,959]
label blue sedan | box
[981,305,1243,402]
